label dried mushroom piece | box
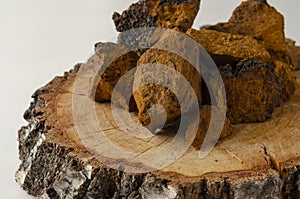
[220,59,280,124]
[90,42,140,111]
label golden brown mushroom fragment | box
[203,0,291,64]
[113,0,201,33]
[89,42,140,111]
[186,29,271,65]
[133,48,201,130]
[286,38,300,70]
[220,59,279,124]
[186,105,232,150]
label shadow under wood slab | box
[16,58,300,198]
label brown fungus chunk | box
[203,0,290,64]
[133,48,201,130]
[89,42,140,111]
[220,59,280,124]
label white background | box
[0,0,299,198]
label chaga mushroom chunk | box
[89,42,140,111]
[133,48,201,130]
[286,38,300,70]
[186,105,232,150]
[203,0,290,64]
[112,0,200,32]
[274,60,297,105]
[186,29,271,65]
[112,0,200,48]
[220,59,280,124]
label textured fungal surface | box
[273,60,297,105]
[186,28,271,65]
[113,0,200,32]
[186,105,232,150]
[134,48,201,129]
[286,38,300,69]
[220,59,279,124]
[203,0,290,64]
[89,42,140,111]
[113,0,200,48]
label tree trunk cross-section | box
[16,57,300,199]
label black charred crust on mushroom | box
[112,1,157,32]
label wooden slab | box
[16,58,300,198]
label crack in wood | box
[261,144,281,174]
[222,147,245,165]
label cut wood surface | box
[16,57,300,198]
